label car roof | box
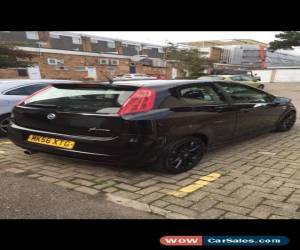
[0,79,80,92]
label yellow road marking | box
[180,184,203,193]
[206,172,221,179]
[173,172,222,195]
[167,191,188,197]
[194,180,209,186]
[0,141,12,145]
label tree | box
[164,43,209,79]
[269,31,300,52]
[0,42,35,68]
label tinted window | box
[218,82,270,103]
[178,85,226,105]
[5,84,47,95]
[23,85,135,114]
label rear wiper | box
[27,104,63,109]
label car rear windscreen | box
[23,84,136,114]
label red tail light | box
[16,85,53,106]
[118,87,156,115]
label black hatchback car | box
[8,80,296,173]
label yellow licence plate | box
[27,135,76,149]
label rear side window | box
[5,84,47,95]
[178,84,226,105]
[23,85,135,114]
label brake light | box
[16,85,53,106]
[118,87,156,115]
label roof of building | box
[17,46,165,61]
[50,31,164,49]
[183,39,268,48]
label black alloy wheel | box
[160,137,205,174]
[276,111,296,132]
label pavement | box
[0,82,300,219]
[0,172,162,219]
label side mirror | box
[272,97,291,105]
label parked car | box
[113,73,157,81]
[0,79,80,136]
[198,75,264,89]
[8,80,296,173]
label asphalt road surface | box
[0,172,162,219]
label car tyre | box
[0,114,11,137]
[156,136,205,174]
[275,111,296,132]
[258,84,264,89]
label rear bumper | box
[8,123,162,165]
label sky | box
[73,31,280,45]
[73,31,300,55]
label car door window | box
[178,85,226,105]
[218,82,270,103]
[5,84,47,95]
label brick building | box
[0,31,174,80]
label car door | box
[173,83,237,145]
[216,81,283,137]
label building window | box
[17,68,28,77]
[47,58,64,65]
[107,41,115,49]
[110,59,119,65]
[72,36,82,45]
[75,66,87,71]
[99,59,109,65]
[26,31,39,40]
